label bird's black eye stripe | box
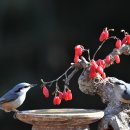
[15,88,23,93]
[115,82,124,85]
[15,86,29,93]
[24,86,29,88]
[115,82,127,91]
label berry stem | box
[84,49,91,61]
[93,36,117,60]
[121,29,128,35]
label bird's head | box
[110,78,130,102]
[13,83,37,94]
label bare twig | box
[64,68,79,85]
[41,65,74,86]
[84,49,91,61]
[93,36,117,60]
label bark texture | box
[78,72,130,130]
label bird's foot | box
[13,109,19,119]
[13,113,17,119]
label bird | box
[113,79,130,103]
[0,83,37,112]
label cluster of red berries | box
[73,27,130,79]
[89,59,106,79]
[89,54,120,79]
[105,55,120,64]
[42,85,72,105]
[53,89,72,105]
[99,27,130,48]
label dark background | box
[0,0,130,130]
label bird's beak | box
[30,84,37,87]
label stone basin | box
[16,109,104,130]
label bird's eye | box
[24,86,29,88]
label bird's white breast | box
[11,94,26,108]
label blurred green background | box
[0,0,130,130]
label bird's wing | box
[0,93,19,104]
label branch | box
[93,36,116,60]
[64,68,79,85]
[41,65,75,87]
[105,44,130,68]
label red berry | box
[53,96,61,105]
[59,92,63,100]
[96,59,105,69]
[74,56,79,63]
[42,86,49,98]
[90,61,98,73]
[100,60,106,68]
[63,91,69,101]
[96,59,102,65]
[115,39,121,49]
[74,45,83,56]
[102,72,106,79]
[121,37,127,44]
[90,65,98,75]
[74,45,84,63]
[97,66,104,75]
[105,55,111,64]
[125,35,130,44]
[90,65,96,72]
[100,60,105,65]
[99,28,109,42]
[67,90,72,101]
[89,71,97,79]
[114,55,120,64]
[91,59,98,69]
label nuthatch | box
[113,79,130,103]
[0,83,37,112]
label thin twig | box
[41,65,74,87]
[84,49,91,61]
[80,56,89,65]
[93,36,117,60]
[64,68,79,85]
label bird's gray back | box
[0,83,28,104]
[0,91,19,104]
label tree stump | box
[16,109,104,130]
[78,69,130,130]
